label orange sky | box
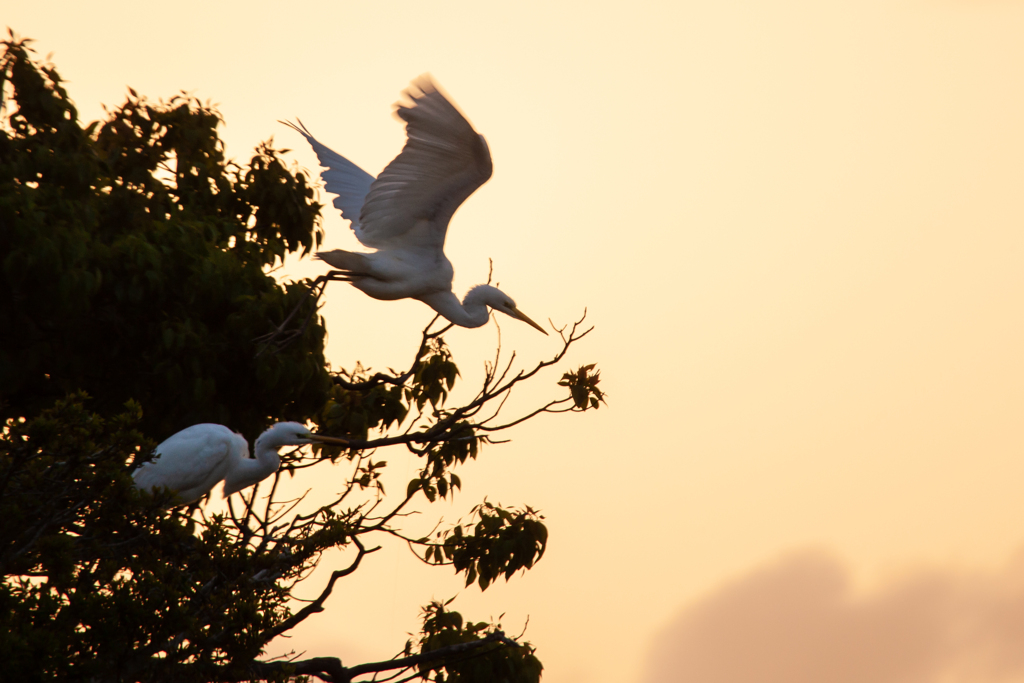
[9,1,1024,681]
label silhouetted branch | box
[265,537,378,640]
[332,316,452,391]
[317,312,592,455]
[236,630,518,683]
[253,271,350,357]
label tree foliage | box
[0,35,604,683]
[0,35,329,439]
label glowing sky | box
[8,1,1024,681]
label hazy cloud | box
[642,550,1024,683]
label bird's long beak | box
[510,306,549,335]
[305,433,351,446]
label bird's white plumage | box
[285,119,374,232]
[132,424,245,505]
[132,421,348,505]
[282,76,547,334]
[358,79,492,248]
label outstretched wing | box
[280,119,375,232]
[358,76,493,249]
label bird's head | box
[257,422,351,450]
[466,285,548,335]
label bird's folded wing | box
[358,76,494,249]
[136,429,234,494]
[280,119,375,231]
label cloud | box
[641,550,1024,683]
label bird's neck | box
[419,290,490,328]
[223,439,281,495]
[251,437,283,476]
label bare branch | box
[345,631,517,679]
[264,537,378,640]
[186,629,522,683]
[254,271,350,357]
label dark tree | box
[0,35,604,683]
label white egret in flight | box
[282,76,547,334]
[132,422,349,505]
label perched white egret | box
[132,422,349,505]
[282,76,547,334]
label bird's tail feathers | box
[315,249,370,275]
